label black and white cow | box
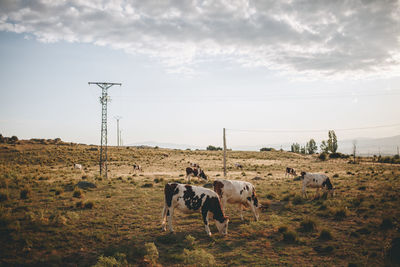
[234,163,243,170]
[300,172,335,198]
[133,164,142,172]
[161,183,229,236]
[285,167,297,178]
[186,167,207,182]
[213,179,259,221]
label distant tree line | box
[0,134,18,144]
[206,145,223,151]
[290,130,349,160]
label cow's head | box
[322,177,335,197]
[215,217,229,235]
[300,171,306,179]
[199,169,208,180]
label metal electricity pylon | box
[89,82,121,178]
[114,116,122,147]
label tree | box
[352,140,357,163]
[306,139,317,154]
[300,146,306,154]
[291,143,300,153]
[320,140,329,153]
[327,130,338,153]
[10,135,18,144]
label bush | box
[183,248,215,266]
[333,207,348,220]
[144,242,159,265]
[84,201,94,209]
[319,229,333,240]
[55,187,63,195]
[380,217,394,230]
[141,183,153,188]
[185,234,196,249]
[299,218,317,232]
[260,147,274,152]
[73,189,83,198]
[278,225,288,233]
[292,195,305,205]
[319,153,327,161]
[20,187,31,199]
[283,230,298,243]
[0,190,9,202]
[387,237,400,265]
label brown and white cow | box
[161,183,229,236]
[186,167,207,182]
[300,172,335,198]
[213,179,259,221]
[285,167,297,178]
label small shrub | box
[283,230,298,243]
[76,201,83,208]
[185,234,196,249]
[241,172,246,176]
[292,195,305,205]
[380,217,394,230]
[314,245,334,254]
[73,189,83,198]
[319,229,333,240]
[0,190,9,202]
[319,153,327,161]
[20,187,31,199]
[183,248,215,266]
[141,183,153,188]
[299,218,317,232]
[333,207,348,220]
[278,225,288,233]
[144,242,159,265]
[55,187,63,195]
[92,255,119,267]
[387,237,400,265]
[333,174,339,178]
[154,178,164,183]
[84,201,94,209]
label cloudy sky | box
[1,0,400,150]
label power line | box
[227,123,400,134]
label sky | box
[0,0,400,150]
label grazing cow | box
[161,183,229,236]
[186,167,207,182]
[133,164,142,172]
[285,167,297,178]
[74,164,82,170]
[300,172,335,198]
[213,179,259,221]
[234,163,243,170]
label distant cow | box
[186,167,207,182]
[133,164,142,172]
[161,183,229,236]
[234,163,243,170]
[285,167,297,178]
[300,172,335,198]
[213,179,259,221]
[74,164,82,170]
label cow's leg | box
[167,207,175,232]
[316,187,320,198]
[201,208,212,236]
[161,203,167,231]
[239,204,244,221]
[302,184,307,198]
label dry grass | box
[0,142,399,266]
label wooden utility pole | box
[223,128,227,177]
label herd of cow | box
[73,162,335,236]
[162,164,335,236]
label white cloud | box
[1,0,399,78]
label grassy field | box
[0,141,399,266]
